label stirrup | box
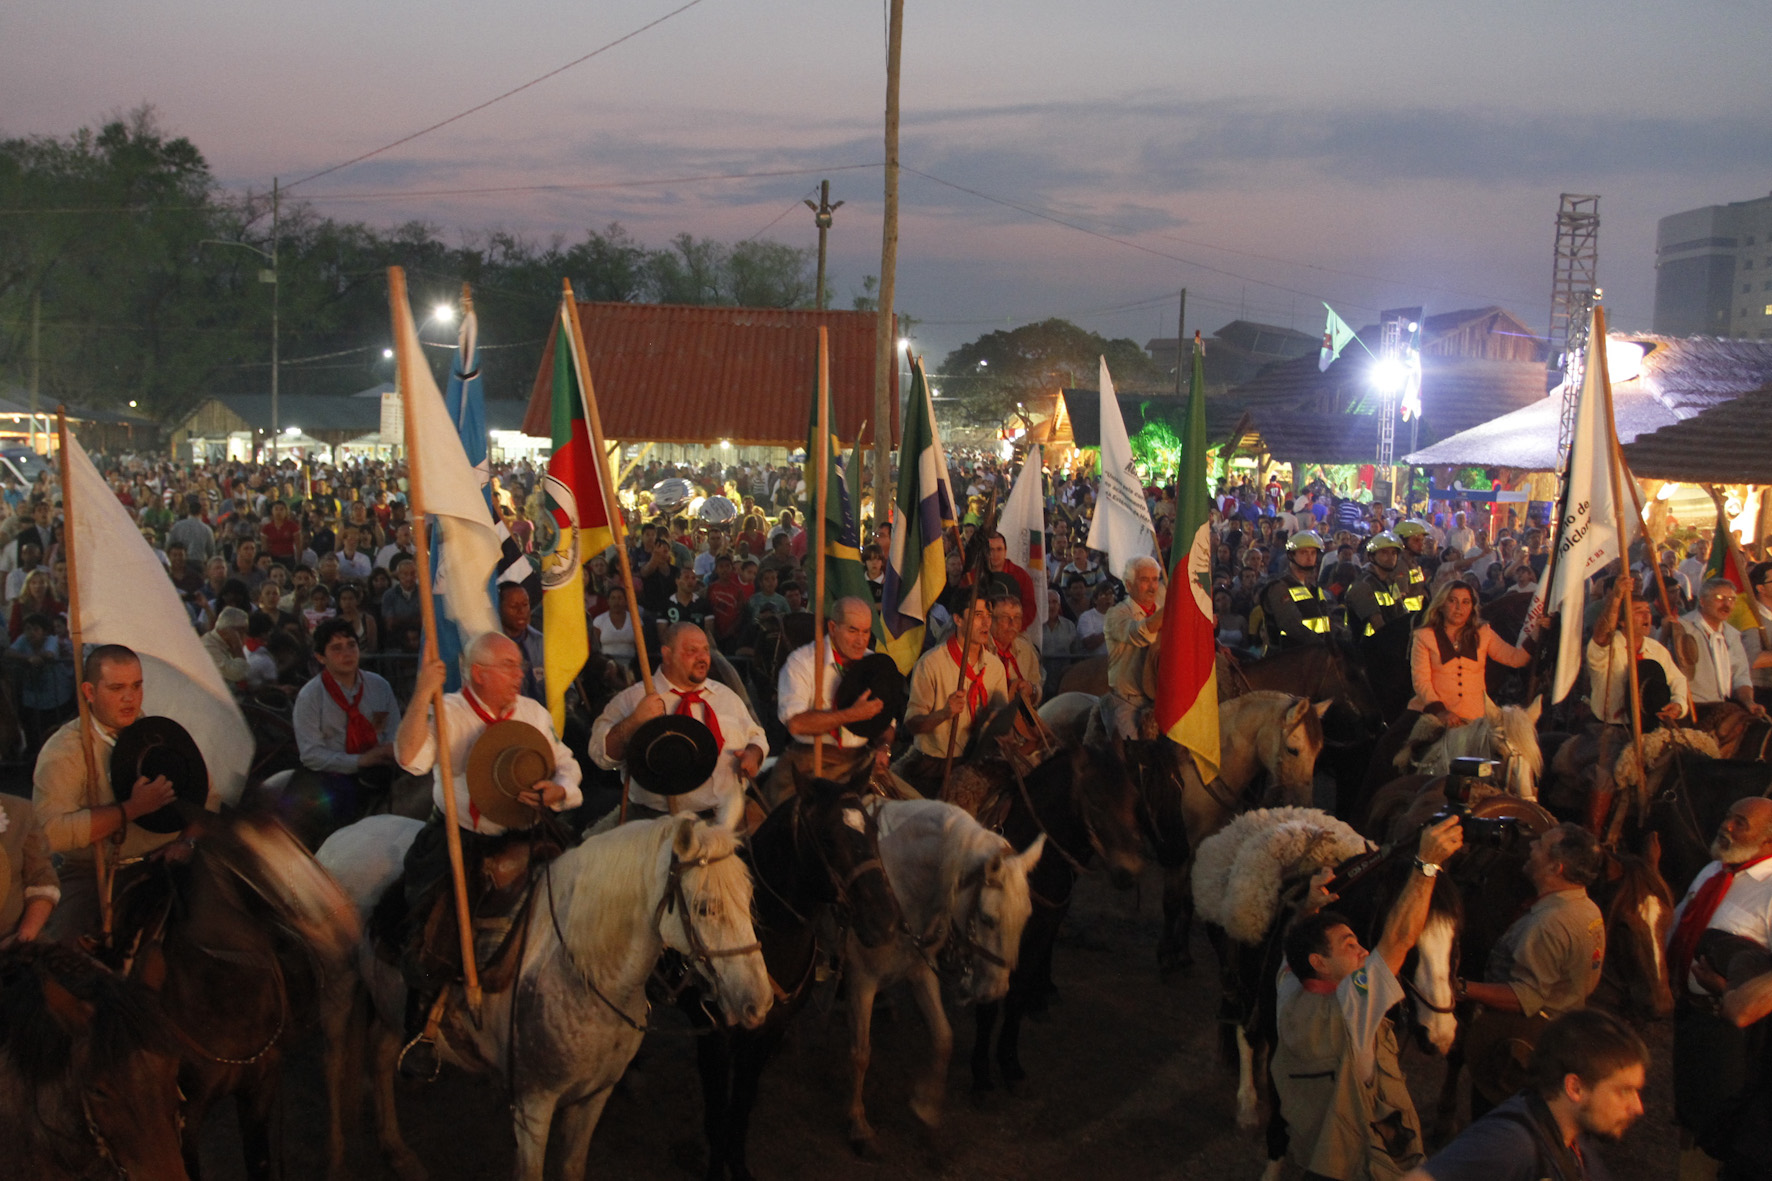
[396,1032,440,1082]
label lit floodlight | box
[382,347,395,359]
[896,337,910,351]
[1606,339,1647,384]
[432,305,456,324]
[1370,356,1408,396]
[285,426,300,436]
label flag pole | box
[812,327,830,779]
[559,281,654,820]
[56,408,111,942]
[1593,305,1646,843]
[390,266,481,1012]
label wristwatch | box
[1412,857,1441,878]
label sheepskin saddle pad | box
[1192,806,1373,945]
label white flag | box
[1542,312,1638,703]
[390,269,501,653]
[65,434,254,802]
[1086,357,1158,583]
[1002,444,1048,652]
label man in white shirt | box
[1677,541,1709,602]
[895,599,1008,799]
[1584,581,1689,831]
[1074,582,1116,654]
[1445,511,1475,556]
[765,596,886,804]
[334,526,373,581]
[1682,578,1766,726]
[374,523,415,572]
[590,622,766,821]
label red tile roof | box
[523,302,898,447]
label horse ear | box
[1312,698,1332,718]
[39,973,93,1034]
[984,850,1008,887]
[1484,699,1503,727]
[1015,831,1048,874]
[671,815,698,859]
[1283,698,1308,727]
[1525,696,1543,725]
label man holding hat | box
[590,621,766,821]
[34,644,219,944]
[765,596,894,805]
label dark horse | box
[1638,750,1772,894]
[105,813,358,1180]
[0,941,187,1181]
[969,740,1147,1095]
[686,771,903,1181]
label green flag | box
[804,373,873,617]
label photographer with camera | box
[1454,822,1607,1119]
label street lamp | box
[201,176,280,463]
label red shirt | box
[707,576,752,638]
[261,517,301,560]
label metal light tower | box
[1549,193,1600,470]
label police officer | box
[1346,532,1412,642]
[1394,519,1434,616]
[1257,530,1335,651]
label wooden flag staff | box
[56,408,112,940]
[390,266,481,1012]
[557,281,658,819]
[812,328,830,778]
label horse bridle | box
[940,857,1013,975]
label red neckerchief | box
[995,641,1022,684]
[671,685,725,751]
[1301,977,1338,995]
[1136,599,1155,619]
[1669,850,1772,988]
[320,669,379,754]
[462,686,513,725]
[945,635,989,718]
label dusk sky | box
[7,0,1770,368]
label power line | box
[301,163,879,204]
[281,0,714,192]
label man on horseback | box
[1257,530,1336,652]
[1455,823,1608,1118]
[591,621,767,821]
[1099,556,1164,741]
[1682,578,1767,729]
[765,596,887,802]
[897,599,1008,800]
[990,595,1043,709]
[1273,815,1465,1181]
[1585,580,1688,831]
[392,631,582,1076]
[291,618,405,817]
[33,644,219,945]
[1393,520,1433,615]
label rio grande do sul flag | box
[541,286,616,733]
[1154,334,1219,780]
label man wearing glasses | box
[1683,578,1768,728]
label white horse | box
[316,813,772,1181]
[844,799,1045,1153]
[1396,698,1544,799]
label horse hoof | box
[1235,1104,1261,1131]
[910,1094,944,1129]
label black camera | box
[1429,798,1521,848]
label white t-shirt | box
[592,610,637,662]
[1671,858,1772,993]
[589,676,767,814]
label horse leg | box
[971,1000,1000,1095]
[321,979,367,1181]
[846,969,881,1154]
[725,1026,783,1181]
[696,1031,734,1181]
[366,1018,427,1181]
[1158,859,1195,973]
[552,1086,615,1181]
[906,963,953,1129]
[236,1065,283,1181]
[1431,1038,1467,1146]
[1261,1069,1288,1181]
[1235,1025,1261,1129]
[997,984,1028,1088]
[510,1087,564,1181]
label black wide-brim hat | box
[834,653,906,742]
[627,714,719,797]
[110,717,209,834]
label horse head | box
[667,817,773,1031]
[1262,697,1330,805]
[795,773,903,950]
[1072,741,1146,888]
[1482,697,1544,799]
[950,833,1045,1005]
[1,945,187,1181]
[1406,871,1464,1056]
[1594,832,1677,1022]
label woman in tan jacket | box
[1409,582,1534,725]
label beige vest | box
[1272,989,1423,1180]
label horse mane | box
[0,944,175,1088]
[558,817,749,972]
[1494,705,1543,781]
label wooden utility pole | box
[805,180,843,312]
[1173,289,1187,397]
[29,294,41,454]
[812,328,831,777]
[872,0,904,538]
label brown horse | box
[0,942,187,1181]
[106,813,359,1180]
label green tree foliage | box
[1,111,818,420]
[936,318,1162,429]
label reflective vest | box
[1401,564,1428,613]
[1363,586,1397,637]
[1262,577,1331,646]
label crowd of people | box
[3,443,1772,1180]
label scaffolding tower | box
[1549,194,1600,470]
[1376,314,1402,469]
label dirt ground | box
[195,865,1682,1181]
